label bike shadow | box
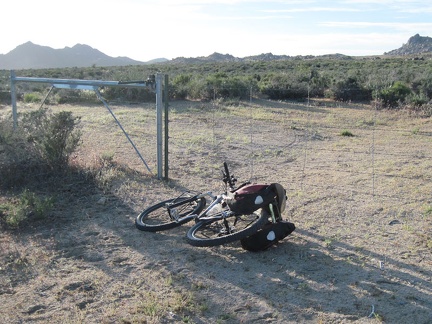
[9,173,430,323]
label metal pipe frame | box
[10,70,166,179]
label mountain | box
[169,51,352,64]
[170,51,294,64]
[2,34,431,70]
[384,34,432,56]
[169,52,238,64]
[0,42,166,69]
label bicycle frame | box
[167,190,239,224]
[162,162,253,227]
[195,194,232,221]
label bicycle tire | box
[135,196,206,232]
[186,209,268,247]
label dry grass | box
[0,99,431,323]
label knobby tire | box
[135,196,206,232]
[186,209,268,247]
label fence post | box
[156,73,163,179]
[10,70,17,129]
[164,74,169,180]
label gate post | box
[164,74,169,180]
[10,70,18,129]
[156,73,163,179]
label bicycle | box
[135,162,281,247]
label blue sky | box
[2,0,432,61]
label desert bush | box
[406,92,429,107]
[4,56,432,104]
[0,115,14,144]
[257,69,324,100]
[170,74,194,99]
[182,80,207,100]
[205,73,251,100]
[0,90,11,103]
[331,77,372,102]
[340,130,355,137]
[308,70,328,98]
[19,108,82,169]
[376,81,412,108]
[0,189,54,228]
[23,92,42,103]
[404,102,432,117]
[102,86,155,102]
[100,69,158,102]
[0,109,81,189]
[0,116,46,189]
[420,103,432,116]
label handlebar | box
[222,162,252,193]
[223,162,237,189]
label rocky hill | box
[385,34,432,56]
[2,34,431,70]
[0,42,163,69]
[169,52,350,64]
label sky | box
[2,0,432,62]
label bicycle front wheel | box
[135,196,206,232]
[186,209,268,247]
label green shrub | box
[332,77,372,102]
[0,115,44,189]
[0,90,11,103]
[0,115,13,144]
[170,74,194,99]
[376,81,412,108]
[20,108,82,169]
[0,189,54,228]
[103,87,155,102]
[1,109,82,189]
[23,92,42,103]
[258,72,309,100]
[407,92,429,107]
[340,130,354,137]
[205,73,251,100]
[3,57,432,104]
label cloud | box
[341,0,432,12]
[262,7,362,13]
[320,21,432,32]
[259,31,408,56]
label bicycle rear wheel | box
[135,196,206,232]
[186,209,268,247]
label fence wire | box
[5,83,430,219]
[165,94,432,218]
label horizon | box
[2,1,432,62]
[3,39,411,63]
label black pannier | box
[231,182,295,251]
[226,182,295,251]
[227,183,287,216]
[240,220,295,252]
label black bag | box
[240,220,295,252]
[228,183,286,216]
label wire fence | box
[164,93,432,217]
[3,82,431,217]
